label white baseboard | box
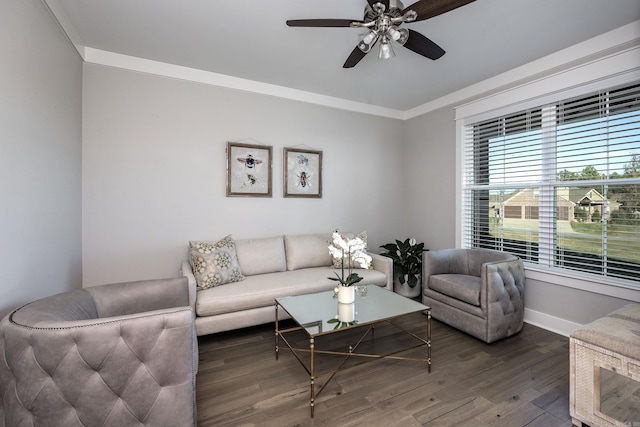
[523,308,582,338]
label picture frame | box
[283,147,322,198]
[226,142,272,197]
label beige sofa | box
[181,233,392,336]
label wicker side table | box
[569,304,640,427]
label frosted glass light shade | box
[379,41,394,60]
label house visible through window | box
[462,82,640,284]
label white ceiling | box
[48,0,640,112]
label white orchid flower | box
[327,230,370,284]
[352,252,372,269]
[409,238,416,246]
[347,239,365,253]
[332,232,349,251]
[328,245,343,259]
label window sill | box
[524,263,640,302]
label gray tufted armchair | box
[423,248,525,343]
[0,277,197,427]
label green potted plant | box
[380,238,426,297]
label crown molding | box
[405,20,640,120]
[43,0,85,59]
[83,48,406,120]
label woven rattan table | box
[275,285,431,418]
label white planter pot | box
[337,286,355,304]
[337,302,355,322]
[394,275,421,298]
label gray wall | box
[0,0,82,319]
[525,278,637,329]
[81,64,405,286]
[404,106,457,251]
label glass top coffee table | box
[275,285,431,418]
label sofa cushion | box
[195,266,387,317]
[429,274,481,306]
[284,233,332,271]
[235,236,286,276]
[189,236,244,290]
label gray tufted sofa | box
[0,277,197,427]
[422,248,525,343]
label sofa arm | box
[180,260,198,309]
[370,253,393,291]
[86,277,190,318]
[482,258,525,342]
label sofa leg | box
[571,417,583,426]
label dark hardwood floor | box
[196,313,572,427]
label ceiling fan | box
[286,0,475,68]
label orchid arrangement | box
[327,232,372,287]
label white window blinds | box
[462,82,640,284]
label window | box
[462,82,640,284]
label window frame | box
[455,71,640,299]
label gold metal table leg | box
[276,305,433,418]
[310,336,315,418]
[427,310,432,373]
[275,302,279,361]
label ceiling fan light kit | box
[286,0,475,68]
[379,38,395,60]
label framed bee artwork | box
[226,142,272,197]
[283,147,322,198]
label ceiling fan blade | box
[286,19,361,28]
[403,0,475,22]
[343,46,368,68]
[402,29,445,60]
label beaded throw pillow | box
[189,235,245,290]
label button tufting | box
[0,278,196,426]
